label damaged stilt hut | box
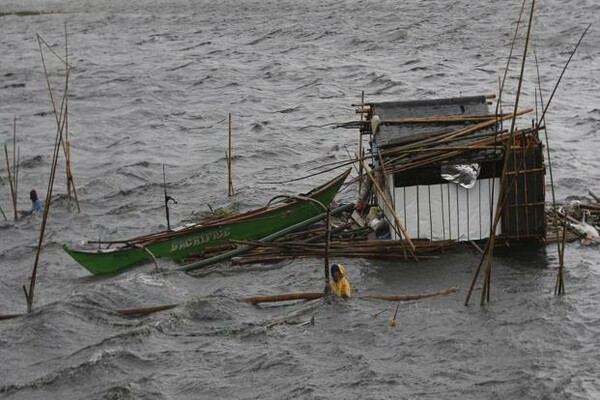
[355,94,545,251]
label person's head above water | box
[30,189,38,201]
[331,263,344,281]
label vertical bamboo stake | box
[37,30,81,213]
[65,24,71,203]
[63,100,80,212]
[26,110,67,312]
[0,204,7,222]
[227,112,234,196]
[26,33,72,312]
[4,145,17,220]
[324,206,331,290]
[494,0,527,118]
[534,24,591,132]
[534,53,565,294]
[12,117,17,213]
[533,25,591,294]
[62,25,80,212]
[479,0,536,306]
[358,90,365,194]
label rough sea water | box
[1,0,599,398]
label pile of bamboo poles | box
[363,108,536,178]
[230,238,453,265]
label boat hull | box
[63,170,350,275]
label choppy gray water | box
[1,0,599,398]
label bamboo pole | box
[495,0,528,118]
[0,313,23,321]
[382,111,521,124]
[265,110,528,188]
[580,204,600,211]
[387,128,536,176]
[0,204,7,221]
[478,0,536,306]
[1,303,178,321]
[534,23,591,132]
[358,90,365,194]
[4,145,17,220]
[384,132,512,175]
[116,304,178,316]
[324,206,331,288]
[361,286,459,301]
[38,31,81,213]
[378,109,531,163]
[239,286,459,304]
[12,117,17,214]
[26,35,73,312]
[544,24,592,295]
[63,100,81,212]
[588,190,600,203]
[359,158,417,258]
[15,147,19,214]
[62,26,80,212]
[64,24,71,203]
[3,284,458,320]
[26,109,67,312]
[227,112,234,197]
[534,51,565,295]
[240,292,324,304]
[176,203,354,272]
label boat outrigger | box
[62,169,350,275]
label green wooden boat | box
[62,169,350,275]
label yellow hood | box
[336,264,346,277]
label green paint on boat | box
[62,169,350,275]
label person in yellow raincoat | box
[325,263,351,298]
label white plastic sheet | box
[390,178,501,241]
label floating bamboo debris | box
[116,303,178,316]
[222,189,594,267]
[0,313,23,321]
[361,286,459,301]
[239,292,324,304]
[176,203,355,272]
[239,286,460,304]
[0,303,178,321]
[229,238,454,265]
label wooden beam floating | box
[239,286,460,304]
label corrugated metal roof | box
[370,95,492,147]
